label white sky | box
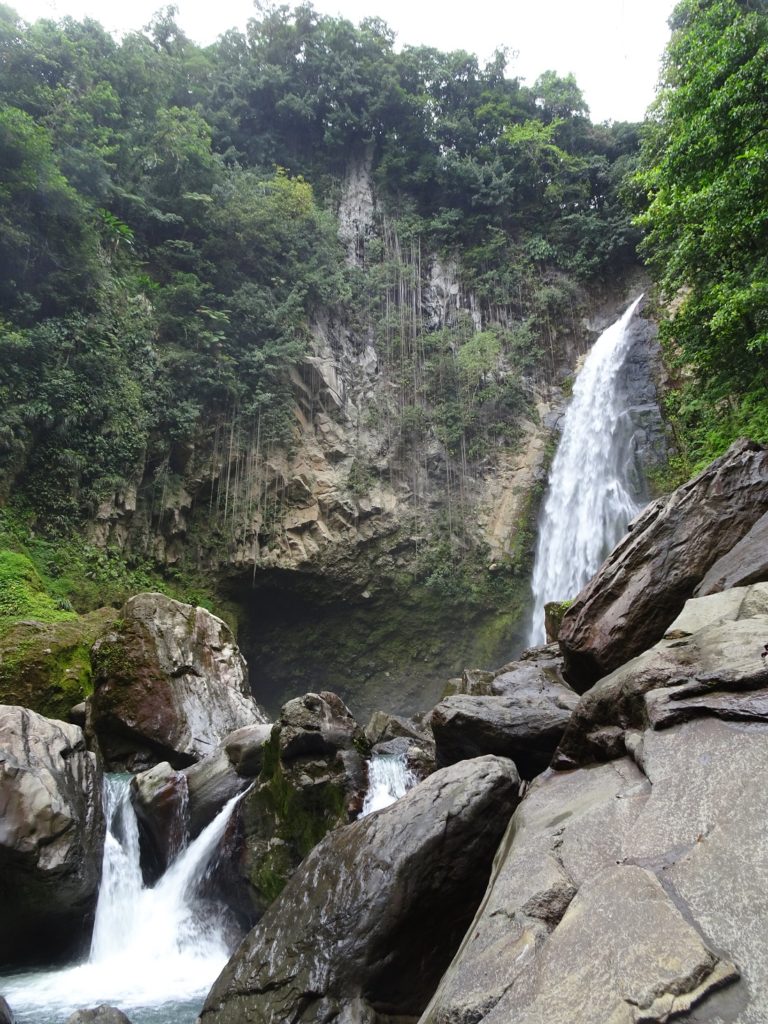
[8,0,677,123]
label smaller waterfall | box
[360,753,417,817]
[529,296,645,646]
[3,775,243,1024]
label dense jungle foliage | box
[634,0,768,472]
[0,1,639,543]
[0,0,765,610]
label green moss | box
[0,606,116,719]
[0,550,77,632]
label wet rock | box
[0,996,14,1024]
[365,710,435,776]
[130,761,188,881]
[216,693,367,924]
[64,1007,133,1024]
[695,509,768,596]
[559,439,768,690]
[200,756,521,1024]
[89,593,266,771]
[430,676,577,779]
[0,706,105,965]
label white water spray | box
[360,753,417,816]
[529,296,645,645]
[3,775,242,1024]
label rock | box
[64,1007,133,1024]
[0,706,105,964]
[89,593,266,771]
[130,761,188,881]
[0,996,14,1024]
[214,693,367,925]
[200,756,521,1024]
[430,676,578,779]
[223,723,272,776]
[556,583,768,767]
[695,509,768,596]
[421,726,753,1024]
[0,608,117,723]
[544,600,571,642]
[278,690,361,760]
[558,439,768,690]
[68,701,87,727]
[364,709,429,746]
[132,723,272,878]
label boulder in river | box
[0,705,105,965]
[558,438,768,690]
[64,1007,133,1024]
[89,593,267,771]
[200,755,521,1024]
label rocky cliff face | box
[79,161,667,720]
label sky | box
[8,0,677,123]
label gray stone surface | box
[557,585,768,767]
[430,673,577,779]
[200,756,521,1024]
[90,593,267,771]
[0,705,105,964]
[695,510,768,596]
[64,1007,133,1024]
[559,439,768,690]
[421,594,768,1024]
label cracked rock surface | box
[421,585,768,1024]
[199,755,520,1024]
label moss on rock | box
[0,606,117,720]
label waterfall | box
[2,775,242,1024]
[529,296,645,646]
[360,753,417,816]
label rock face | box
[201,756,521,1024]
[430,676,577,779]
[423,585,768,1024]
[559,439,768,689]
[89,593,266,770]
[0,706,105,964]
[695,508,768,596]
[64,1008,133,1024]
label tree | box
[634,0,768,460]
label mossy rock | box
[0,606,117,720]
[0,549,78,632]
[544,599,573,643]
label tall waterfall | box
[360,753,417,817]
[3,775,242,1024]
[529,296,645,646]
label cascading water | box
[360,753,417,816]
[529,296,646,646]
[2,775,242,1024]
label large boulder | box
[558,439,768,690]
[65,1008,133,1024]
[556,583,768,767]
[421,585,768,1024]
[200,756,521,1024]
[0,706,105,965]
[695,508,768,596]
[89,593,266,771]
[429,679,577,779]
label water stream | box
[529,296,646,645]
[360,753,417,817]
[2,775,241,1024]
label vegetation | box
[633,0,768,471]
[0,2,639,552]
